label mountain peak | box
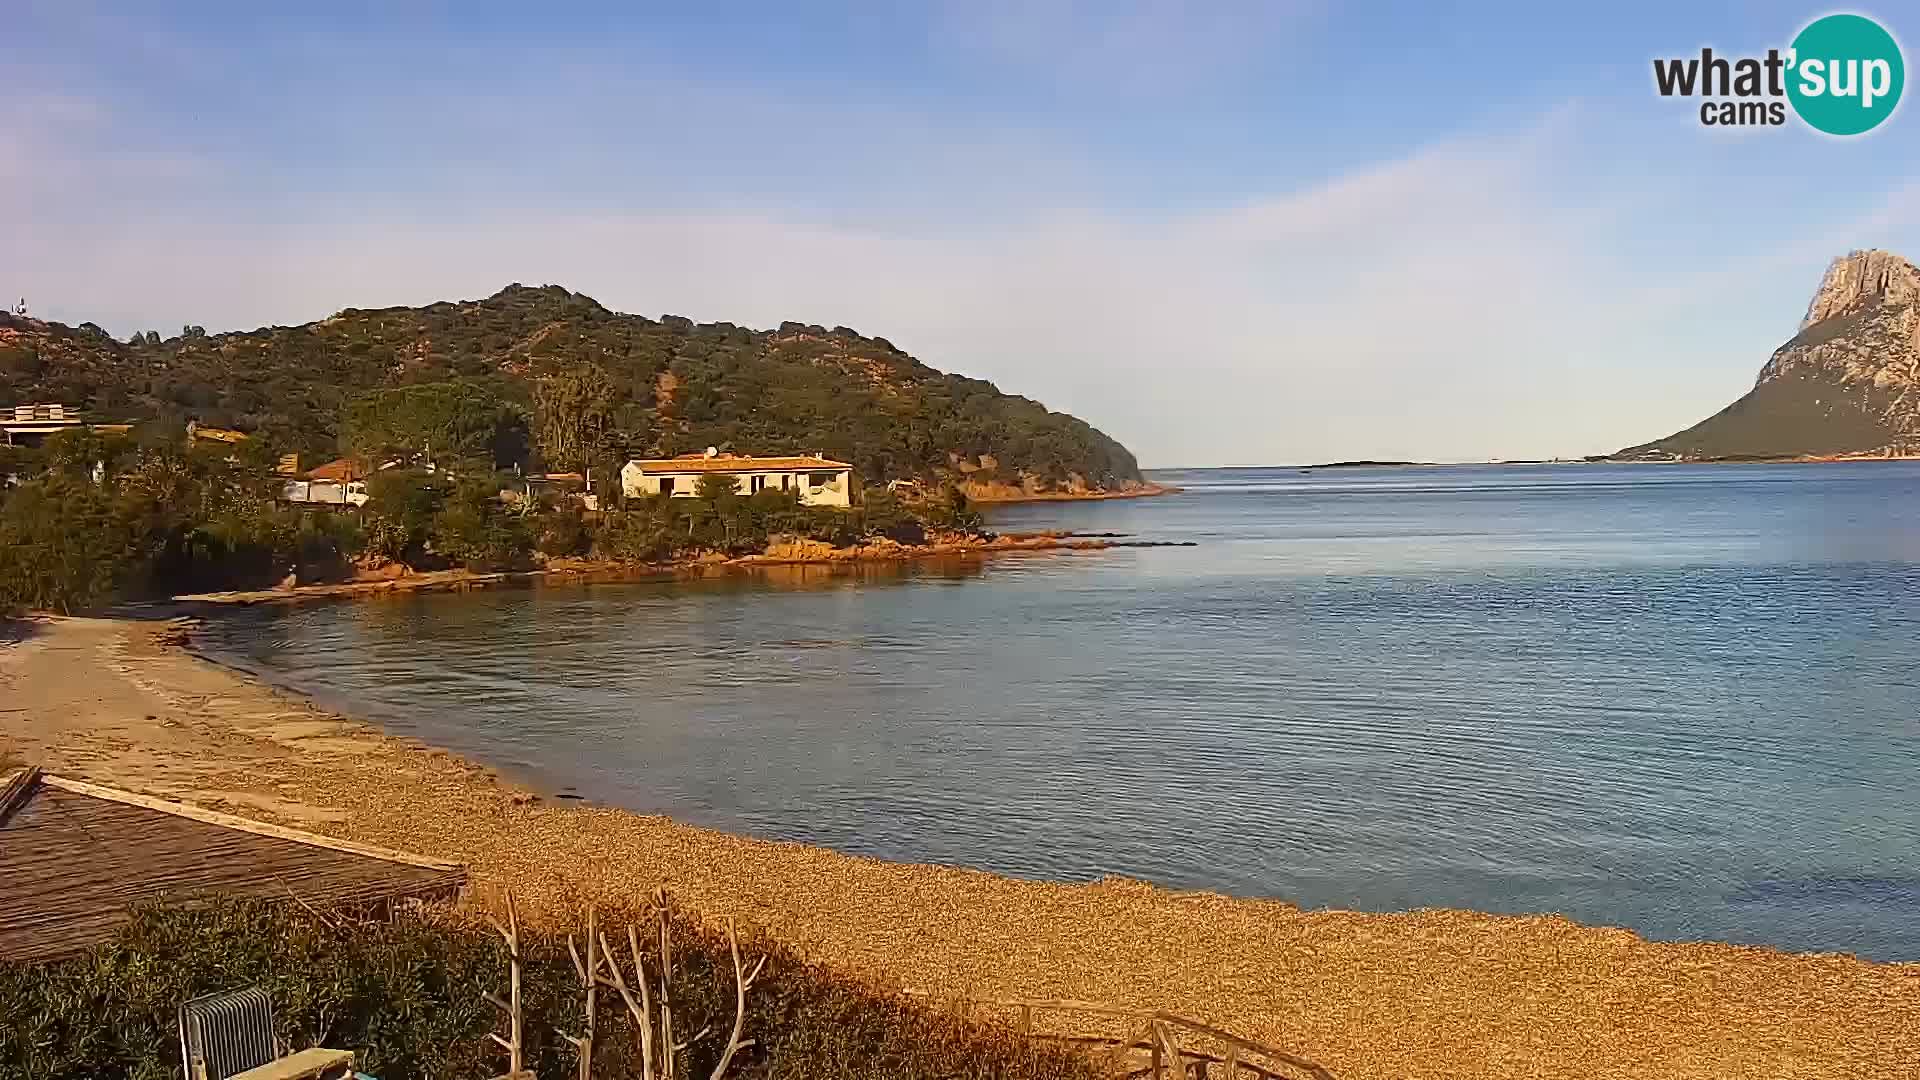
[1801,249,1920,329]
[1620,250,1920,461]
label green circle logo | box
[1787,14,1905,135]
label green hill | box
[0,285,1141,489]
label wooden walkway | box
[0,767,466,962]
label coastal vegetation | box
[0,422,989,612]
[0,898,1099,1080]
[0,285,1141,490]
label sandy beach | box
[2,615,1915,1080]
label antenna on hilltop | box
[10,298,25,316]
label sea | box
[194,463,1920,961]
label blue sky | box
[6,1,1918,465]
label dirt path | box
[2,616,1915,1080]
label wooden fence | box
[905,994,1335,1080]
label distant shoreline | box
[1603,453,1920,465]
[963,481,1179,503]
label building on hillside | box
[1,404,85,446]
[282,457,370,507]
[620,449,855,507]
[306,457,365,483]
[185,419,249,445]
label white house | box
[2,404,84,447]
[620,450,855,507]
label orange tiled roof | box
[627,454,850,474]
[191,426,249,443]
[307,458,363,482]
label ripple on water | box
[196,463,1920,959]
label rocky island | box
[1618,249,1920,461]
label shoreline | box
[171,531,1190,607]
[962,481,1180,503]
[1601,453,1920,465]
[2,616,1915,1079]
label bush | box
[363,469,451,565]
[0,475,142,613]
[0,900,1102,1080]
[917,483,983,534]
[429,481,532,572]
[593,503,678,562]
[533,505,590,557]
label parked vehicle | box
[281,479,368,507]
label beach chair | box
[178,987,361,1080]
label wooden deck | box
[0,768,465,963]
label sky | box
[5,1,1919,466]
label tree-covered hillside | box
[0,285,1141,488]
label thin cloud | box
[8,108,1654,464]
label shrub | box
[533,505,590,557]
[0,475,147,613]
[0,900,1102,1080]
[429,486,531,572]
[593,503,678,562]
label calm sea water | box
[196,463,1920,960]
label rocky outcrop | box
[1620,250,1920,460]
[1800,249,1920,329]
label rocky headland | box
[1619,249,1920,460]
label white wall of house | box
[619,464,853,507]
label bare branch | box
[580,905,598,1080]
[568,935,588,983]
[601,929,655,1080]
[656,891,676,1080]
[627,923,658,1079]
[708,916,758,1080]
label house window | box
[659,476,676,495]
[750,474,766,493]
[809,472,837,487]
